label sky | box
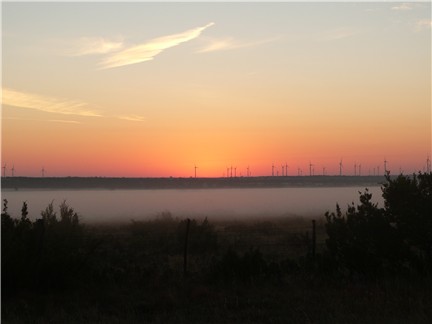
[1,2,431,177]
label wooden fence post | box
[183,218,191,277]
[312,219,316,260]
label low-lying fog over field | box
[2,186,383,223]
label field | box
[2,213,431,323]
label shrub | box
[382,172,432,261]
[1,200,87,295]
[325,172,432,276]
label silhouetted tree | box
[382,172,432,261]
[325,172,432,276]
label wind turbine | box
[384,158,388,174]
[354,162,357,176]
[194,165,198,178]
[42,167,45,178]
[2,163,6,178]
[309,161,314,176]
[285,163,288,176]
[272,163,275,177]
[11,165,15,177]
[339,159,343,176]
[427,156,431,173]
[281,165,284,177]
[358,164,361,176]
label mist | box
[2,186,383,223]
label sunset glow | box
[2,2,431,177]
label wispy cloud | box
[2,116,81,124]
[318,28,357,42]
[99,23,214,69]
[67,37,124,56]
[2,88,101,117]
[415,19,432,32]
[197,36,280,53]
[117,115,146,122]
[391,3,414,11]
[48,119,81,124]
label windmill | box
[272,163,275,177]
[322,166,326,176]
[11,165,15,177]
[309,161,314,176]
[234,167,237,178]
[281,165,284,177]
[427,156,431,173]
[194,165,198,178]
[339,159,343,176]
[41,167,45,177]
[358,164,361,176]
[285,163,288,176]
[247,166,250,177]
[354,162,357,176]
[384,158,388,174]
[2,163,6,178]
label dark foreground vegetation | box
[2,172,432,323]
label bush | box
[325,190,406,276]
[382,173,432,260]
[1,200,87,296]
[325,172,432,276]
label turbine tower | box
[354,162,357,176]
[427,156,431,173]
[11,165,15,177]
[2,163,6,178]
[281,165,284,177]
[309,161,314,176]
[339,159,343,176]
[358,164,361,176]
[272,163,274,177]
[194,165,198,178]
[285,163,288,176]
[41,167,45,177]
[384,158,388,174]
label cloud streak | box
[117,114,146,122]
[68,37,124,56]
[2,88,101,117]
[318,27,358,42]
[391,3,414,11]
[197,36,280,53]
[99,22,214,69]
[415,19,432,31]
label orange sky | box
[2,2,431,177]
